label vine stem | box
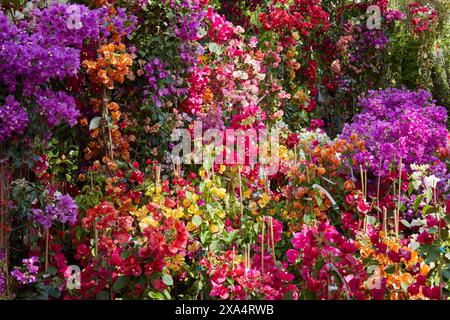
[0,156,11,297]
[238,166,244,219]
[0,159,4,256]
[328,263,352,300]
[90,172,98,256]
[395,158,402,238]
[102,88,114,161]
[8,6,16,25]
[261,220,265,276]
[247,243,251,271]
[377,157,382,216]
[232,247,235,271]
[433,188,443,300]
[94,220,98,257]
[359,165,367,233]
[270,217,275,264]
[155,164,161,195]
[294,145,297,164]
[45,229,49,270]
[359,165,364,199]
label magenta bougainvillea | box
[341,88,448,175]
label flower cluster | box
[259,0,330,36]
[81,200,118,231]
[33,2,103,48]
[201,247,297,300]
[341,88,448,176]
[33,194,78,229]
[139,218,189,276]
[182,65,211,115]
[35,89,80,128]
[171,0,206,43]
[408,2,438,34]
[0,10,81,93]
[100,6,138,41]
[290,222,367,299]
[0,96,29,142]
[144,58,188,107]
[205,7,235,44]
[1,0,449,302]
[359,227,433,300]
[10,256,39,285]
[83,43,133,90]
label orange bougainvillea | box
[82,43,132,90]
[358,229,431,300]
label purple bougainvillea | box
[33,194,78,229]
[0,96,29,142]
[341,88,448,176]
[10,256,39,285]
[35,89,80,128]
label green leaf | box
[445,215,450,225]
[162,274,173,286]
[46,266,57,276]
[368,215,377,225]
[76,227,84,241]
[49,288,61,298]
[162,289,171,300]
[89,117,102,131]
[148,291,164,299]
[200,230,209,243]
[421,244,441,263]
[314,258,324,273]
[315,194,322,207]
[408,182,414,196]
[198,27,207,38]
[362,257,379,266]
[192,215,202,227]
[223,230,238,244]
[113,276,130,291]
[209,241,220,251]
[414,195,424,211]
[385,265,395,274]
[208,42,224,56]
[121,250,132,260]
[304,214,311,224]
[283,291,294,300]
[304,290,317,300]
[443,269,450,280]
[400,219,411,228]
[423,205,436,215]
[96,291,110,300]
[400,281,409,292]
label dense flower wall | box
[0,0,449,300]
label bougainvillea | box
[0,0,449,302]
[341,88,448,176]
[0,96,29,142]
[10,257,39,285]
